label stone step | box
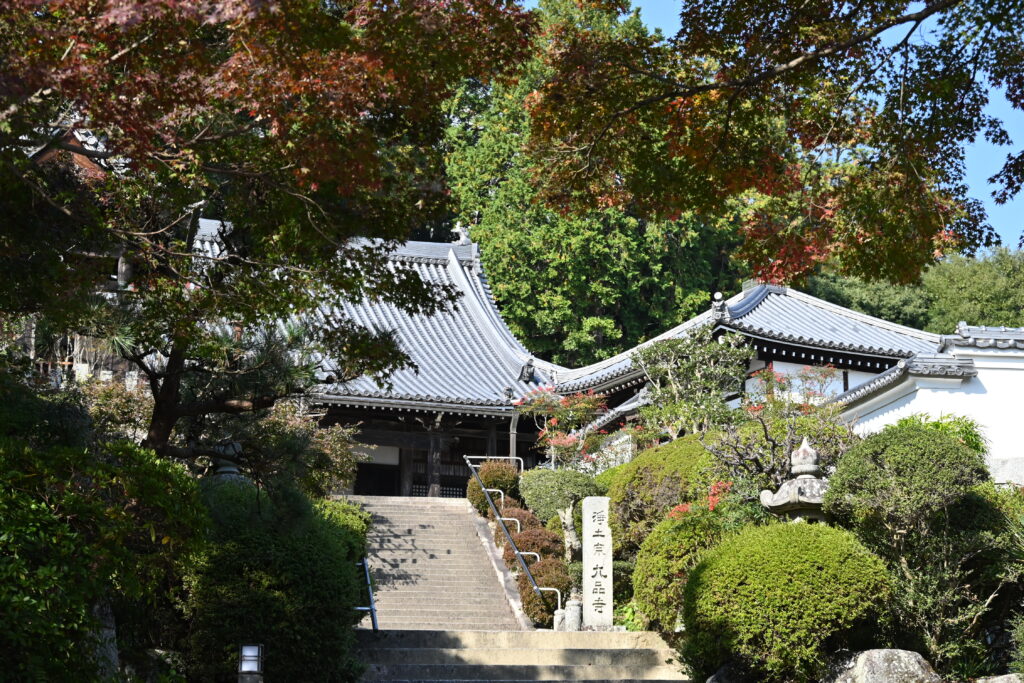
[360,663,685,680]
[360,647,680,668]
[371,548,489,557]
[356,630,671,650]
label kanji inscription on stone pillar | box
[582,496,613,627]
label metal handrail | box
[500,517,522,533]
[465,456,562,617]
[354,558,379,632]
[485,488,506,509]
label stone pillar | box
[565,599,582,631]
[582,496,613,628]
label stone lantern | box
[759,438,828,523]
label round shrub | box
[467,460,520,515]
[519,468,601,521]
[682,523,891,682]
[182,479,370,682]
[594,463,625,494]
[633,509,729,632]
[824,422,989,536]
[608,436,713,555]
[517,557,571,627]
[503,527,564,569]
[493,507,542,547]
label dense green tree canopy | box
[525,0,1022,283]
[446,1,743,365]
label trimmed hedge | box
[181,479,370,682]
[608,436,712,555]
[517,558,571,627]
[467,460,520,515]
[519,468,601,522]
[502,527,563,569]
[824,421,989,537]
[594,463,625,495]
[682,523,890,682]
[632,509,728,632]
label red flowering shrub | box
[503,527,564,569]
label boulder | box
[828,649,941,683]
[976,676,1024,683]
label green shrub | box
[633,511,726,632]
[633,486,770,634]
[895,413,987,454]
[824,421,989,537]
[608,436,712,556]
[519,468,601,521]
[0,438,205,681]
[181,480,370,682]
[517,558,571,628]
[824,422,1017,675]
[594,463,625,494]
[683,523,890,682]
[503,528,564,569]
[467,460,520,515]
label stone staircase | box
[351,495,522,631]
[350,495,689,682]
[355,629,689,682]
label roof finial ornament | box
[711,291,730,323]
[451,221,471,246]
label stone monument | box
[759,438,828,522]
[582,496,613,628]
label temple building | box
[312,239,941,496]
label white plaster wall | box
[843,350,1024,483]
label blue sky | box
[523,0,1023,245]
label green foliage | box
[205,401,362,498]
[635,326,754,438]
[895,413,987,454]
[594,463,625,495]
[503,528,564,569]
[517,557,571,628]
[824,422,989,538]
[0,437,206,681]
[181,480,369,682]
[922,249,1024,333]
[607,436,713,556]
[683,524,891,682]
[824,422,1022,673]
[632,489,765,633]
[519,468,601,521]
[517,388,609,467]
[445,3,742,366]
[467,460,521,515]
[1011,613,1024,674]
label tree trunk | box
[559,502,582,563]
[91,598,119,680]
[141,338,186,456]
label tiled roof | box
[553,284,939,393]
[833,354,978,406]
[312,241,560,415]
[940,323,1024,351]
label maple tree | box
[0,0,534,456]
[525,0,1021,283]
[446,1,745,366]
